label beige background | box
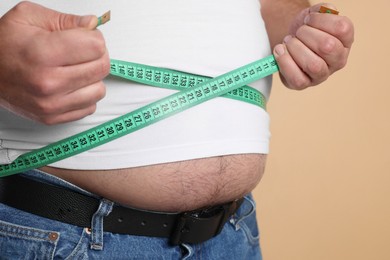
[253,1,390,259]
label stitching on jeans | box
[0,220,48,235]
[234,196,256,227]
[0,220,57,242]
[65,228,88,260]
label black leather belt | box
[0,174,243,245]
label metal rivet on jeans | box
[48,232,59,241]
[85,227,92,234]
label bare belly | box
[41,154,266,212]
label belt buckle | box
[169,199,242,245]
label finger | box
[9,1,98,30]
[27,29,107,67]
[59,52,111,93]
[283,35,329,85]
[39,104,99,125]
[26,50,110,97]
[304,13,354,48]
[295,25,348,72]
[273,44,312,90]
[287,3,340,42]
[48,29,107,66]
[60,81,106,114]
[32,81,106,121]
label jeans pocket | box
[232,195,260,246]
[0,219,59,260]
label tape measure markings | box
[0,6,344,177]
[0,55,278,177]
[110,59,266,108]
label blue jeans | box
[0,169,262,259]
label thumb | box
[45,12,98,31]
[72,15,99,30]
[289,3,339,35]
[7,2,98,31]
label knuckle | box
[87,59,110,83]
[29,73,57,96]
[35,100,57,116]
[289,76,309,90]
[39,117,57,126]
[91,32,107,56]
[101,54,111,77]
[335,18,353,37]
[12,1,31,14]
[87,105,97,115]
[102,55,111,76]
[334,51,349,71]
[96,83,107,100]
[88,54,110,80]
[320,37,337,55]
[306,60,327,77]
[340,56,348,69]
[89,83,106,102]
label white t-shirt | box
[0,0,272,169]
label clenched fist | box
[273,3,354,89]
[0,1,110,125]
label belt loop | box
[90,198,114,251]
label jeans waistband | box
[2,169,250,246]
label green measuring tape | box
[0,13,279,177]
[109,59,268,107]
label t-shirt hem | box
[49,140,269,170]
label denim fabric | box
[0,169,262,259]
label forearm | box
[260,0,310,48]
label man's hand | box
[0,1,110,125]
[272,3,354,90]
